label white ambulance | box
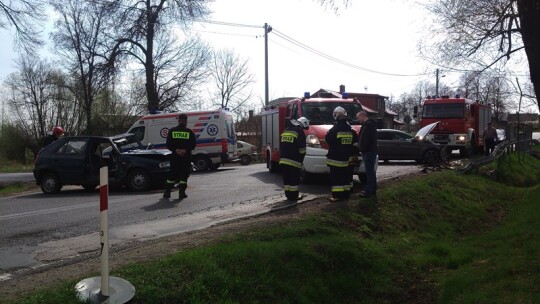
[126,109,238,171]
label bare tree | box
[457,70,514,120]
[420,0,539,113]
[210,49,255,115]
[50,0,114,135]
[105,0,210,113]
[0,0,45,54]
[151,33,211,111]
[4,56,81,155]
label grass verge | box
[6,151,540,304]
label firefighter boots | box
[163,187,171,199]
[179,184,188,199]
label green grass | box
[0,182,37,197]
[5,149,540,304]
[0,159,33,173]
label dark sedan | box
[33,135,171,194]
[377,122,442,164]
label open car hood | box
[415,121,439,141]
[110,133,170,156]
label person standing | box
[42,126,64,149]
[163,114,196,200]
[279,117,309,201]
[325,107,357,202]
[356,111,378,198]
[483,122,497,155]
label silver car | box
[237,140,259,165]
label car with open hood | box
[377,122,442,164]
[33,134,171,194]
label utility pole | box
[264,23,272,106]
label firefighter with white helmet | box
[42,126,64,149]
[325,106,358,202]
[279,117,309,201]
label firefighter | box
[325,107,358,202]
[163,114,196,200]
[279,117,309,201]
[42,126,64,149]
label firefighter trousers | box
[281,164,301,200]
[165,157,191,192]
[329,165,350,199]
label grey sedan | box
[377,123,442,164]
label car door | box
[391,132,417,160]
[53,138,90,184]
[376,131,396,160]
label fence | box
[455,123,537,174]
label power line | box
[194,20,428,77]
[271,28,428,77]
[197,20,262,29]
[192,29,258,38]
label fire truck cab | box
[420,95,492,157]
[261,94,377,182]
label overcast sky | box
[0,0,531,108]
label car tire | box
[423,149,440,165]
[41,172,62,194]
[210,163,221,171]
[240,155,252,166]
[299,169,314,184]
[127,168,151,191]
[193,155,211,171]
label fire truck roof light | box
[304,92,310,98]
[455,94,460,98]
[342,92,349,99]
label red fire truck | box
[420,95,492,157]
[261,94,376,182]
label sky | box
[197,0,431,101]
[0,0,532,109]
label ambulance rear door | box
[222,111,237,161]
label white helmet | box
[297,117,309,129]
[333,106,347,120]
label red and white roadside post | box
[75,167,135,303]
[99,166,110,296]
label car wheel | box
[127,168,151,191]
[299,169,314,184]
[82,184,98,191]
[423,149,440,164]
[41,172,62,194]
[240,155,252,166]
[193,155,211,171]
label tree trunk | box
[517,0,540,112]
[145,9,159,113]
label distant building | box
[506,113,539,127]
[310,85,398,129]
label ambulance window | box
[130,126,145,142]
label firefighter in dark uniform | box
[325,106,358,202]
[163,114,196,200]
[279,117,309,201]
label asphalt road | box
[0,162,422,274]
